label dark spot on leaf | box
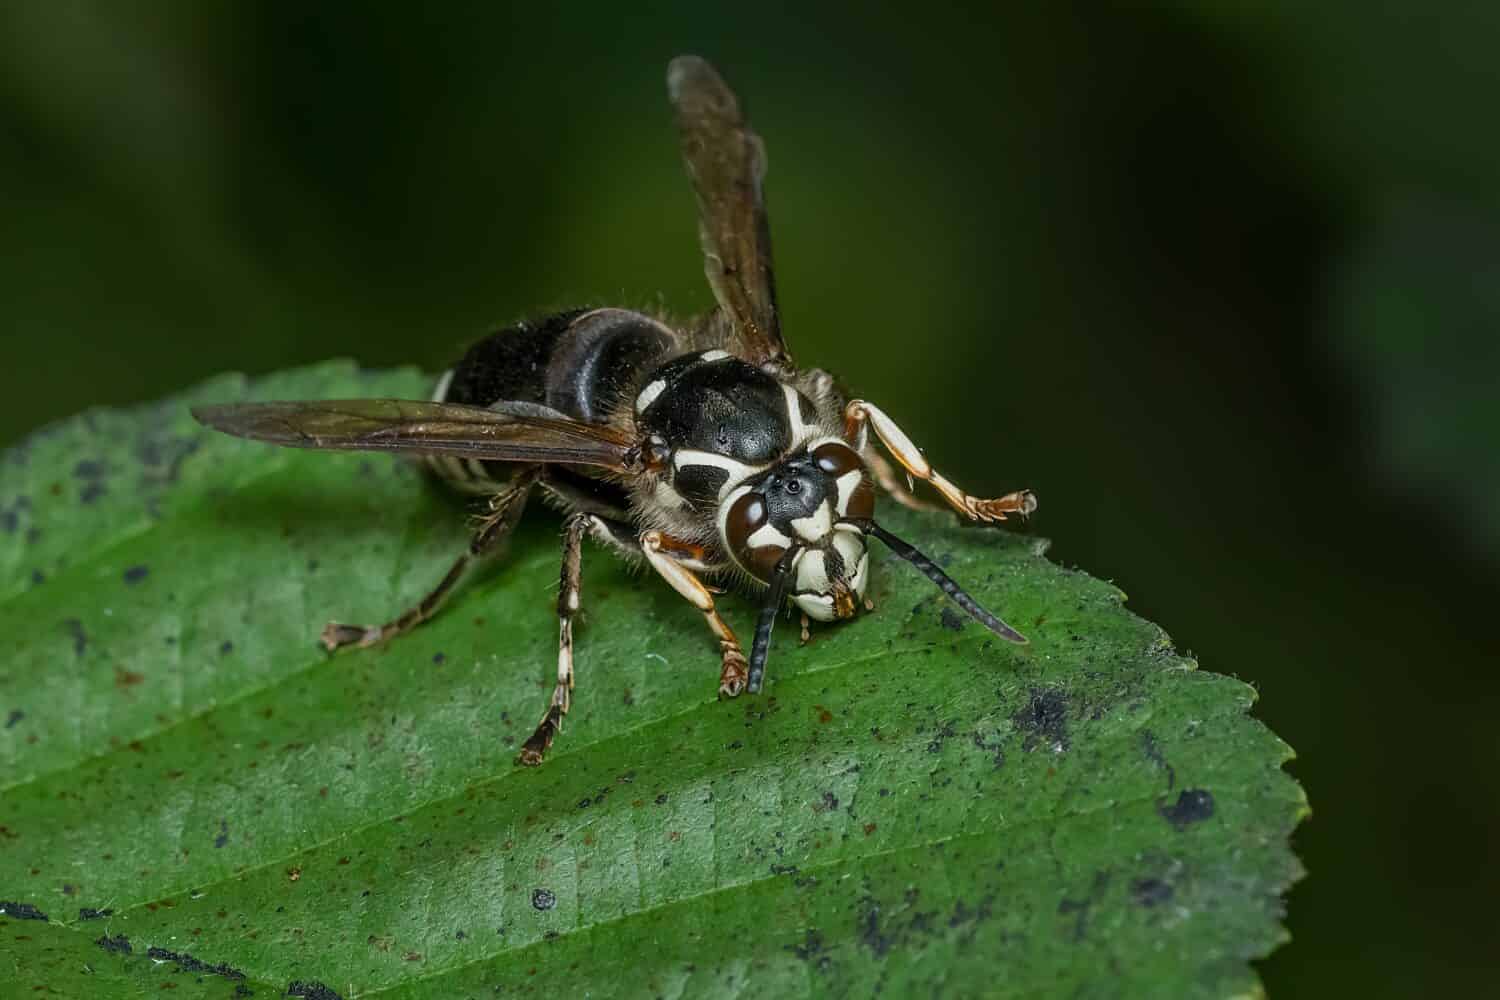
[4,710,22,729]
[939,607,965,631]
[1131,878,1174,907]
[80,481,107,504]
[1159,789,1215,829]
[455,929,466,940]
[971,730,1005,769]
[30,569,44,586]
[79,907,113,921]
[220,640,234,656]
[1057,872,1111,942]
[287,982,343,1000]
[73,459,106,480]
[856,897,894,956]
[214,819,229,849]
[654,794,668,805]
[1140,730,1176,790]
[0,901,47,921]
[926,719,957,753]
[432,651,446,665]
[122,565,149,585]
[114,667,144,689]
[145,947,247,982]
[63,618,87,657]
[531,888,556,910]
[1013,688,1069,752]
[815,791,839,812]
[95,933,131,954]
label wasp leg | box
[639,530,748,698]
[321,469,538,651]
[516,511,634,765]
[844,399,1037,522]
[860,444,943,513]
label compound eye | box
[725,490,785,582]
[813,441,875,520]
[812,441,862,477]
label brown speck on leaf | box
[814,705,833,724]
[286,867,301,882]
[668,831,682,842]
[114,667,145,689]
[864,823,878,836]
[403,951,422,962]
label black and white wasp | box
[194,56,1038,765]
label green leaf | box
[0,362,1305,999]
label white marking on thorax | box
[790,501,833,542]
[674,449,761,501]
[635,378,667,413]
[431,369,455,403]
[700,349,731,362]
[782,384,815,447]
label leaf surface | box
[0,363,1304,998]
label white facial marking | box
[431,369,455,402]
[790,501,833,542]
[700,349,731,362]
[747,523,793,549]
[850,553,870,599]
[832,530,864,570]
[795,550,831,594]
[835,469,862,514]
[795,592,837,621]
[635,379,667,413]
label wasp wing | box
[191,399,642,472]
[668,55,789,368]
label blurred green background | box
[2,3,1496,994]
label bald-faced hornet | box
[194,56,1037,765]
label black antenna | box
[856,519,1027,644]
[747,547,798,693]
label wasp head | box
[721,439,875,621]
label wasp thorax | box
[723,440,876,622]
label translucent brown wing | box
[191,399,642,472]
[667,55,789,368]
